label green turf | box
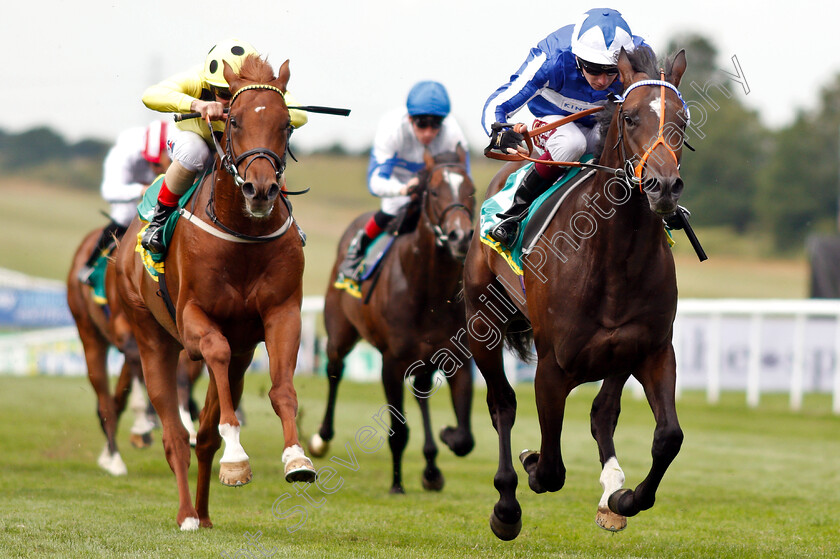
[1,373,838,558]
[0,155,809,298]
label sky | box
[2,0,839,153]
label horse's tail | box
[504,318,535,365]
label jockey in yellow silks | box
[140,38,307,255]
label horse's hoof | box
[518,449,539,470]
[595,507,627,532]
[179,517,200,531]
[440,426,474,457]
[129,432,153,449]
[421,471,445,492]
[389,485,406,495]
[284,457,317,483]
[608,488,634,515]
[308,433,329,458]
[219,460,253,487]
[97,447,128,476]
[489,511,521,541]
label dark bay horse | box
[464,48,689,540]
[309,147,475,494]
[116,56,315,530]
[68,228,204,474]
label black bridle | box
[421,163,474,248]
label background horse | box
[464,48,689,540]
[309,147,475,494]
[68,228,204,475]
[116,56,315,530]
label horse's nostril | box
[242,182,256,198]
[643,177,659,193]
[267,184,280,199]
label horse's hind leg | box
[439,361,475,457]
[82,334,127,476]
[412,370,443,491]
[591,373,631,532]
[194,357,247,528]
[310,296,359,458]
[609,346,683,518]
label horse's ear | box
[423,149,435,170]
[456,142,467,165]
[668,50,687,88]
[273,59,290,93]
[223,61,242,93]
[617,48,635,91]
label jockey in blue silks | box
[482,8,653,246]
[337,81,470,281]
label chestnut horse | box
[309,147,475,493]
[116,56,315,529]
[464,48,689,540]
[68,228,204,474]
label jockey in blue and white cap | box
[482,8,650,246]
[337,80,470,281]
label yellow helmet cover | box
[202,39,258,88]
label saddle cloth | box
[333,232,395,299]
[479,156,594,275]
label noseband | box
[422,163,473,248]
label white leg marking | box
[218,423,249,463]
[97,444,127,476]
[179,405,197,446]
[282,444,306,465]
[180,517,200,531]
[598,456,625,508]
[129,377,155,435]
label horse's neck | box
[398,215,462,299]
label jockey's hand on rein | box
[489,122,525,154]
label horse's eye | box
[429,189,439,197]
[623,114,635,127]
[229,116,239,128]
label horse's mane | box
[236,54,276,84]
[593,46,671,161]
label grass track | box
[1,374,838,558]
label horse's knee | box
[653,424,683,459]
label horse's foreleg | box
[183,306,250,487]
[264,306,316,484]
[591,373,631,532]
[381,356,409,494]
[522,360,572,494]
[412,370,443,492]
[609,346,683,518]
[439,363,475,457]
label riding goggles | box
[412,115,444,130]
[578,58,619,76]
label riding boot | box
[488,165,556,246]
[141,202,178,255]
[338,229,373,281]
[78,220,127,285]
